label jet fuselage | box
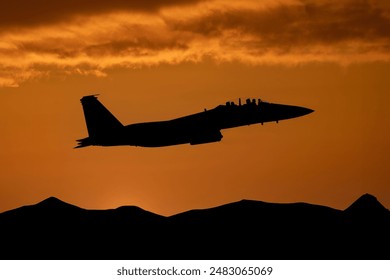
[76,96,313,148]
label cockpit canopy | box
[225,98,266,107]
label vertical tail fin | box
[75,95,123,148]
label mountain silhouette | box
[345,193,388,216]
[0,194,389,260]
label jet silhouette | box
[75,95,313,148]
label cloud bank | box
[1,0,389,87]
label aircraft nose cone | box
[288,106,314,117]
[299,107,314,116]
[273,104,314,121]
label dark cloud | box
[0,0,204,28]
[167,0,390,49]
[84,39,188,58]
[1,0,390,87]
[10,19,189,60]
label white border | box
[0,260,389,280]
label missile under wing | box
[75,96,313,148]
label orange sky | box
[1,0,390,216]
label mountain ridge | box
[345,193,389,215]
[0,193,389,260]
[2,193,388,217]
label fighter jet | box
[75,95,313,148]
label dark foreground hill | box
[0,194,389,260]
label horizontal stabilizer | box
[74,137,92,149]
